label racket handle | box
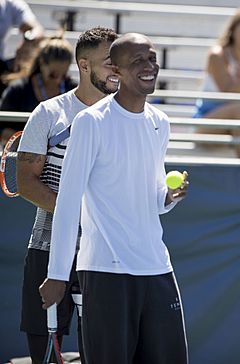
[47,303,57,332]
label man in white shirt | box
[17,27,119,364]
[40,33,189,364]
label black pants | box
[21,249,85,364]
[78,271,188,364]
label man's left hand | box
[39,278,66,310]
[166,170,189,204]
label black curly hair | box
[75,26,118,64]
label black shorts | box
[78,270,188,364]
[21,248,81,336]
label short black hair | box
[75,26,118,64]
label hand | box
[39,278,66,310]
[167,170,189,203]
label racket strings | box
[1,131,22,197]
[4,152,18,194]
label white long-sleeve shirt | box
[48,94,176,281]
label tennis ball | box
[166,171,184,189]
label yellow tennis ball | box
[166,171,184,189]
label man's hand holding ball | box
[165,170,189,204]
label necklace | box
[36,73,66,101]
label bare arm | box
[208,47,240,93]
[17,152,57,212]
[19,20,44,40]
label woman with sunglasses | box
[0,35,76,140]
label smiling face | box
[89,41,119,94]
[112,35,159,97]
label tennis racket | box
[0,125,71,198]
[0,130,22,197]
[43,303,64,364]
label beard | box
[90,70,114,95]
